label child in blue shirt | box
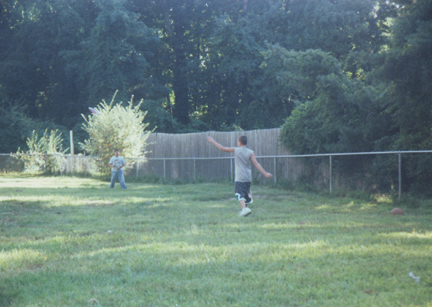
[108,149,127,189]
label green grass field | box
[0,175,431,307]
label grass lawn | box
[0,175,431,307]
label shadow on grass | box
[1,237,431,306]
[1,177,431,306]
[0,284,20,307]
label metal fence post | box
[398,152,402,200]
[60,154,63,176]
[193,158,196,181]
[286,157,289,181]
[4,150,432,195]
[231,157,233,182]
[329,155,332,194]
[70,131,74,155]
[163,159,166,183]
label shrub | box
[80,91,152,176]
[14,129,67,173]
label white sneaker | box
[238,207,252,217]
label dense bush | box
[14,129,67,173]
[80,91,152,176]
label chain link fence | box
[2,151,432,197]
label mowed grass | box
[0,176,431,307]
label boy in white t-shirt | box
[108,149,127,189]
[207,136,273,216]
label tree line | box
[1,0,431,194]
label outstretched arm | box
[207,136,234,153]
[251,153,273,178]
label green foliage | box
[275,47,387,155]
[0,0,164,131]
[13,129,67,174]
[139,99,181,133]
[280,0,387,59]
[368,0,432,195]
[202,13,291,130]
[78,0,160,104]
[377,0,432,149]
[1,0,432,199]
[0,0,398,134]
[0,104,43,153]
[0,0,91,125]
[274,45,412,195]
[80,91,152,176]
[0,99,72,154]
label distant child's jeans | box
[110,169,127,189]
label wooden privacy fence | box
[3,128,431,197]
[134,128,293,183]
[0,128,307,184]
[145,128,289,159]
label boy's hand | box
[264,172,273,178]
[207,136,215,143]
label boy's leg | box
[235,182,252,216]
[238,200,251,216]
[245,187,253,205]
[110,170,117,188]
[238,182,252,205]
[118,170,127,189]
[235,182,248,209]
[238,199,247,209]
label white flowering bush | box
[80,91,153,176]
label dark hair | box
[238,136,247,145]
[114,149,119,152]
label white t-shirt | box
[109,156,125,171]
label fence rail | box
[2,150,432,198]
[2,127,431,197]
[256,150,432,198]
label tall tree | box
[0,0,96,125]
[0,0,163,128]
[374,0,432,195]
[273,47,388,154]
[196,0,392,130]
[0,0,403,137]
[133,0,233,126]
[378,0,432,150]
[62,0,161,122]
